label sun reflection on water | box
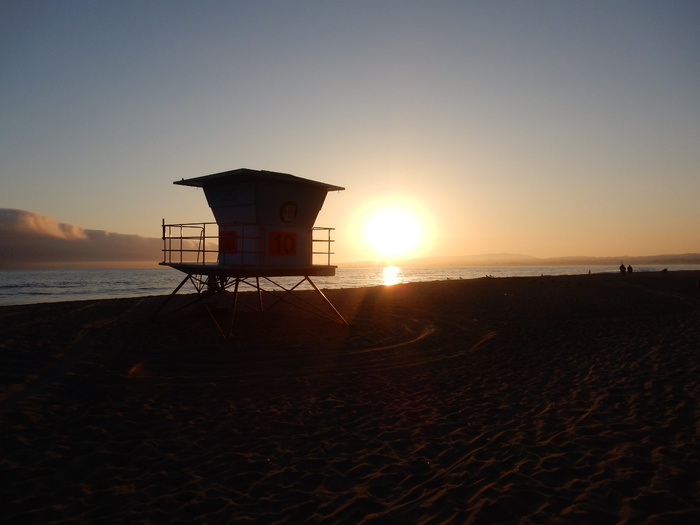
[382,266,402,286]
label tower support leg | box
[306,277,348,325]
[154,272,348,338]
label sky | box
[2,0,699,265]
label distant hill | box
[341,253,700,268]
[536,253,700,266]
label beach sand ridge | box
[1,271,699,523]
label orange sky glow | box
[1,2,698,265]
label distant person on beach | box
[627,265,633,274]
[619,263,626,275]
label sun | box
[363,206,424,259]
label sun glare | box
[363,206,424,259]
[382,265,402,286]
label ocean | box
[0,265,695,306]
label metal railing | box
[161,220,337,266]
[312,227,336,266]
[161,221,213,264]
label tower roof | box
[174,168,345,192]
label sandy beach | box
[1,271,699,524]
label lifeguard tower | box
[156,168,346,336]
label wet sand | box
[1,271,699,523]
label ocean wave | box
[1,265,697,306]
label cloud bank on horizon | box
[0,209,162,268]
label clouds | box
[1,3,699,260]
[4,208,88,240]
[0,209,162,268]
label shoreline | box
[2,265,698,308]
[1,271,699,523]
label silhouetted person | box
[627,264,633,274]
[619,263,626,275]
